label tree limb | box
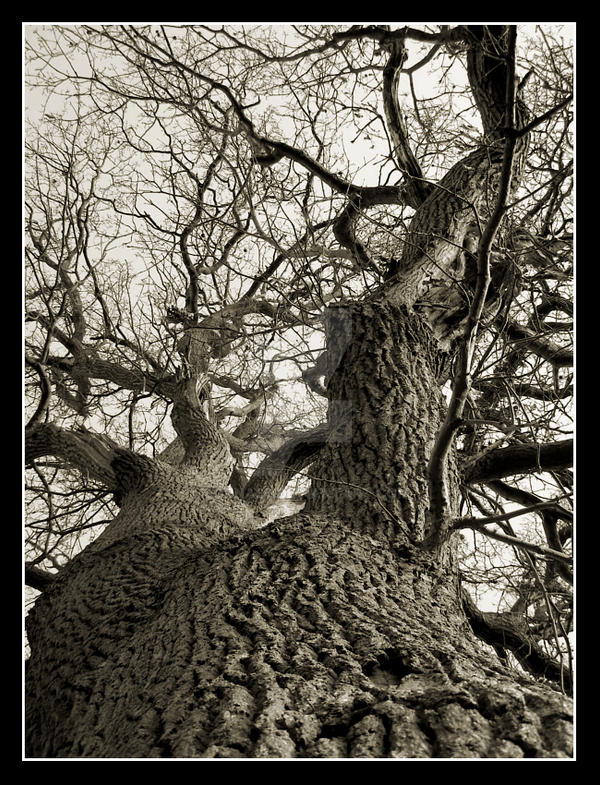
[424,26,520,546]
[503,321,573,368]
[461,588,572,695]
[25,563,56,593]
[25,423,119,489]
[242,424,328,509]
[25,356,52,427]
[381,36,432,208]
[463,439,573,484]
[485,479,572,584]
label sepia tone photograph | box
[24,22,574,760]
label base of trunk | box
[26,513,572,758]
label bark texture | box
[26,512,572,758]
[25,304,572,759]
[305,302,448,543]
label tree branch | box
[503,321,573,368]
[461,588,572,695]
[509,93,572,139]
[242,424,328,509]
[485,479,572,584]
[381,37,432,208]
[463,439,573,484]
[25,563,56,593]
[464,524,571,565]
[25,356,52,427]
[473,378,573,401]
[424,26,520,547]
[25,423,119,489]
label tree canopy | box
[25,23,573,706]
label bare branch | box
[463,439,573,484]
[25,423,119,489]
[25,563,56,593]
[424,26,520,547]
[462,588,572,694]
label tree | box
[24,23,573,759]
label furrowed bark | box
[305,301,449,545]
[25,298,572,758]
[25,299,572,759]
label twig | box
[461,524,571,565]
[452,497,570,530]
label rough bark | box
[25,304,572,759]
[305,301,449,544]
[25,514,572,758]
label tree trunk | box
[25,304,572,758]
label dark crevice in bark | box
[361,649,413,682]
[26,506,573,758]
[305,301,447,545]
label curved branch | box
[381,37,432,208]
[25,356,52,427]
[47,354,178,401]
[463,438,573,484]
[242,424,328,509]
[332,185,404,271]
[503,321,573,368]
[486,479,572,524]
[462,588,572,695]
[25,423,119,489]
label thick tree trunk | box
[25,304,572,758]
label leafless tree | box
[25,23,573,758]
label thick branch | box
[465,25,514,138]
[331,24,467,47]
[463,439,573,484]
[47,354,178,401]
[462,589,572,695]
[503,322,573,368]
[473,378,573,401]
[25,423,119,489]
[242,424,328,509]
[25,563,56,593]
